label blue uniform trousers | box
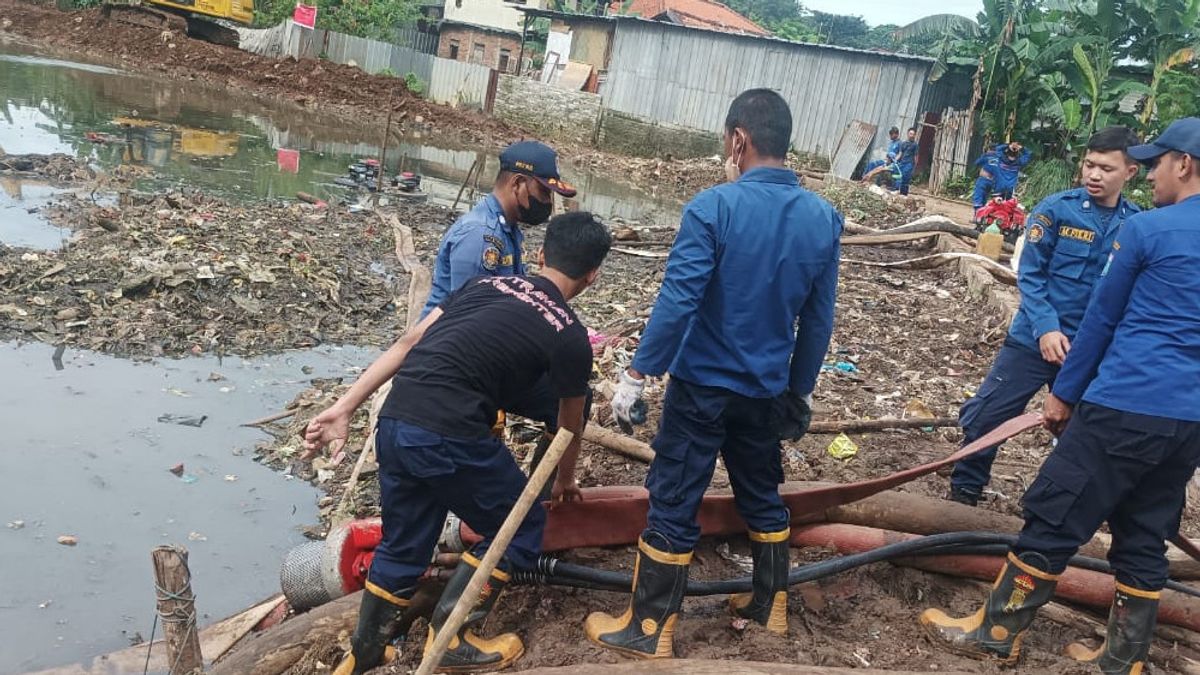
[972,176,1014,209]
[898,162,915,196]
[1015,402,1200,590]
[366,417,545,594]
[644,378,789,552]
[952,340,1059,498]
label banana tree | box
[1124,0,1200,128]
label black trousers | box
[1015,402,1200,590]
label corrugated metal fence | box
[270,24,491,109]
[600,20,958,161]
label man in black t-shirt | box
[303,212,612,674]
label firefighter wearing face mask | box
[423,140,577,316]
[420,140,587,496]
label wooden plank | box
[518,661,972,675]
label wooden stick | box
[453,155,481,211]
[240,408,298,427]
[582,425,653,462]
[415,429,575,675]
[840,232,940,246]
[808,416,958,434]
[842,251,1017,286]
[151,545,204,674]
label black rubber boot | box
[1065,582,1160,674]
[584,533,691,659]
[920,551,1059,664]
[948,486,981,507]
[729,528,791,634]
[423,552,523,672]
[332,582,412,675]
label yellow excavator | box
[101,0,254,47]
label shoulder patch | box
[482,246,501,271]
[483,234,505,251]
[1027,223,1045,243]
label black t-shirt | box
[380,275,592,439]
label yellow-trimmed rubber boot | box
[332,581,411,675]
[729,527,790,634]
[423,553,523,673]
[919,551,1058,664]
[1065,582,1159,674]
[584,533,691,659]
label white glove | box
[611,370,646,433]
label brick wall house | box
[438,21,522,73]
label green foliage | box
[1021,158,1075,208]
[938,173,977,199]
[255,0,421,41]
[719,1,897,48]
[404,72,425,96]
[378,67,397,77]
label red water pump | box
[974,196,1027,243]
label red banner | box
[276,148,300,174]
[292,4,317,29]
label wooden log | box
[151,546,204,674]
[24,596,284,675]
[209,593,360,675]
[240,408,299,427]
[841,251,1017,286]
[582,425,654,462]
[840,232,940,247]
[517,661,970,674]
[807,416,958,434]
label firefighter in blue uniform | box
[423,140,587,487]
[584,89,842,657]
[923,117,1200,673]
[896,126,919,196]
[307,212,613,674]
[949,127,1142,506]
[972,141,1033,215]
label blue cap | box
[1127,117,1200,163]
[499,141,577,197]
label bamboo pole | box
[151,546,204,674]
[415,429,575,675]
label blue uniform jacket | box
[631,166,843,398]
[976,144,1033,191]
[1053,194,1200,422]
[887,138,901,162]
[1009,188,1139,352]
[422,194,524,317]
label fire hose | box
[280,412,1200,630]
[511,532,1200,600]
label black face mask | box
[518,193,553,225]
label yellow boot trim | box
[461,552,511,583]
[766,591,788,634]
[584,607,632,642]
[727,591,788,635]
[1116,582,1161,600]
[331,654,355,675]
[638,538,693,565]
[1063,641,1104,662]
[365,580,413,608]
[919,606,1021,665]
[748,528,791,543]
[1005,552,1059,582]
[652,612,678,658]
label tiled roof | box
[609,0,769,36]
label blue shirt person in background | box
[895,126,919,196]
[586,89,842,657]
[923,118,1200,672]
[972,141,1034,215]
[948,127,1141,507]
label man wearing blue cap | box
[422,140,586,493]
[922,118,1200,673]
[948,126,1142,507]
